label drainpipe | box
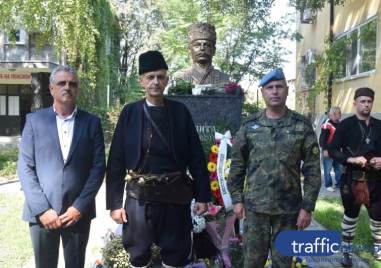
[327,0,334,110]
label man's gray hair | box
[50,65,80,86]
[330,106,341,116]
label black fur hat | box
[354,87,374,100]
[139,51,168,75]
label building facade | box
[0,29,62,136]
[296,0,380,135]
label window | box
[0,85,6,94]
[7,29,26,44]
[20,85,31,95]
[336,17,377,79]
[0,96,5,115]
[300,54,316,91]
[360,20,377,73]
[8,96,19,116]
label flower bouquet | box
[192,119,241,267]
[92,228,161,268]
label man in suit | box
[18,65,106,268]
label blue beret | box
[258,67,285,87]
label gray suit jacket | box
[18,106,106,223]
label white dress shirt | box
[146,99,156,106]
[53,106,77,163]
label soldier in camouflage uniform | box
[227,67,321,268]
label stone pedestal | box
[164,94,243,128]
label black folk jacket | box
[106,98,211,210]
[328,115,381,165]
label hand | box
[59,206,83,228]
[297,209,311,230]
[39,209,62,230]
[233,203,246,220]
[193,202,208,216]
[110,208,127,224]
[323,150,329,158]
[370,157,381,170]
[347,156,367,167]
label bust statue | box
[173,23,230,85]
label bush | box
[0,148,19,179]
[87,106,124,144]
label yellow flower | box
[211,145,219,153]
[224,172,228,178]
[224,159,231,169]
[92,246,100,257]
[208,162,216,172]
[211,181,219,191]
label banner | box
[215,131,233,210]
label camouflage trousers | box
[243,210,298,268]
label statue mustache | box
[196,52,211,56]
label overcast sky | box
[244,0,296,93]
[271,0,297,81]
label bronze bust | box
[173,23,230,85]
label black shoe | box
[341,253,353,267]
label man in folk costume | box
[106,51,211,268]
[329,87,381,267]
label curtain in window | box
[8,96,19,116]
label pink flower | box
[208,202,222,216]
[230,139,234,144]
[237,85,242,89]
[225,87,233,93]
[210,171,218,180]
[216,139,221,147]
[229,83,235,87]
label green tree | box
[155,0,300,84]
[110,0,300,90]
[289,0,346,11]
[0,0,121,110]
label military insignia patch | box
[312,147,319,155]
[250,124,261,130]
[277,70,283,77]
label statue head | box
[187,23,216,65]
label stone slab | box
[164,94,243,129]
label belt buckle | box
[358,172,366,182]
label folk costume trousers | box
[340,173,381,220]
[29,218,91,268]
[243,210,298,268]
[340,173,381,258]
[122,197,192,267]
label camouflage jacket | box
[227,108,321,215]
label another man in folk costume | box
[329,87,381,267]
[106,51,211,268]
[228,67,321,268]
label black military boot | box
[341,253,353,267]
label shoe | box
[341,253,352,267]
[326,187,335,192]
